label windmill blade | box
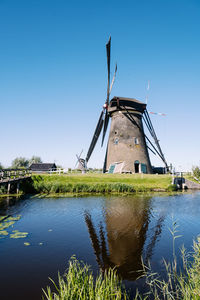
[101,111,109,147]
[109,63,117,94]
[74,160,79,169]
[101,37,111,146]
[85,110,104,163]
[78,150,83,158]
[106,36,111,105]
[144,110,168,169]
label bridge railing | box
[0,169,32,181]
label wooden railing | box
[0,169,32,182]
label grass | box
[43,256,130,300]
[43,237,200,300]
[29,173,173,195]
[140,237,200,299]
[43,219,200,299]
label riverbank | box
[0,174,176,197]
[20,173,174,195]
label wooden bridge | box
[0,169,32,194]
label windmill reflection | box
[84,197,165,280]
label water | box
[0,192,200,299]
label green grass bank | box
[20,173,174,195]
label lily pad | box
[24,242,30,246]
[7,215,21,221]
[10,231,28,239]
[0,230,9,236]
[0,215,7,221]
[0,221,15,230]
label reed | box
[43,232,200,299]
[140,237,200,299]
[43,256,130,300]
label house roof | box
[29,163,57,171]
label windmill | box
[85,37,168,174]
[74,150,86,172]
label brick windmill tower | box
[85,37,168,174]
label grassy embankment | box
[43,238,200,299]
[24,173,174,196]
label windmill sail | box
[106,37,111,104]
[101,37,111,147]
[85,110,104,163]
[110,64,117,94]
[101,111,109,146]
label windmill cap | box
[109,96,146,113]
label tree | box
[192,166,200,179]
[11,157,29,169]
[29,156,42,165]
[0,162,3,170]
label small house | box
[29,163,57,173]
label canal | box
[0,192,200,299]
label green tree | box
[192,166,200,179]
[0,162,3,170]
[11,157,29,169]
[29,156,42,165]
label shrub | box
[167,184,178,192]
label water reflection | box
[0,195,24,211]
[85,196,165,280]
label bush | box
[167,184,178,192]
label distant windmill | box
[74,150,86,172]
[85,37,168,174]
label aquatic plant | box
[10,230,28,239]
[0,215,29,239]
[43,238,200,300]
[43,256,130,300]
[139,237,200,299]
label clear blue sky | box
[1,0,200,171]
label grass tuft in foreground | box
[43,237,200,300]
[43,256,130,300]
[140,237,200,299]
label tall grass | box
[43,256,130,300]
[30,174,172,195]
[140,237,200,299]
[43,236,200,299]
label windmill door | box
[134,160,140,173]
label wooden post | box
[16,182,20,194]
[7,183,11,194]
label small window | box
[135,137,139,145]
[114,138,119,145]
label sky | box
[0,0,200,171]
